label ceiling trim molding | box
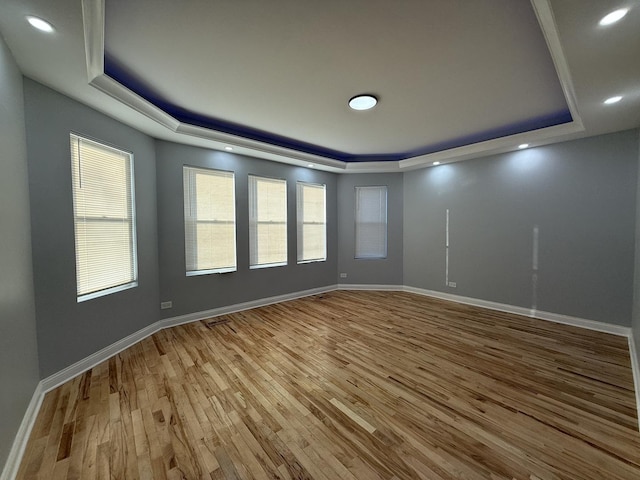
[398,120,585,171]
[82,0,179,131]
[81,0,585,174]
[81,0,103,82]
[531,0,584,132]
[81,0,347,172]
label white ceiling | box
[0,0,638,173]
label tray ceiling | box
[0,0,637,172]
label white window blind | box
[297,182,326,263]
[355,185,387,259]
[249,175,287,268]
[183,166,236,275]
[70,134,137,301]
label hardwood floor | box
[15,290,640,479]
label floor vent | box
[206,318,230,328]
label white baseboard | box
[42,284,338,394]
[402,286,632,337]
[629,334,640,430]
[40,284,339,395]
[4,283,639,480]
[159,284,338,329]
[41,321,160,393]
[0,382,44,480]
[337,283,404,291]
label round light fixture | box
[349,95,378,111]
[26,16,54,33]
[518,143,529,149]
[433,162,440,166]
[604,95,622,104]
[599,8,629,26]
[308,164,314,168]
[224,146,233,151]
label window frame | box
[248,175,288,269]
[354,185,388,260]
[296,181,327,264]
[70,133,138,302]
[183,165,237,276]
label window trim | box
[248,174,288,269]
[183,165,237,276]
[70,133,138,302]
[296,181,327,264]
[354,185,388,260]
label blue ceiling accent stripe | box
[104,55,572,163]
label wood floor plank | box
[15,290,640,479]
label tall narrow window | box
[249,175,287,268]
[183,166,236,275]
[297,182,326,263]
[70,134,137,301]
[355,185,387,259]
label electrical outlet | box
[448,282,457,288]
[340,273,347,278]
[160,301,173,309]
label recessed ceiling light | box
[26,16,54,33]
[518,143,529,149]
[224,146,233,151]
[599,8,629,26]
[432,161,440,166]
[604,95,622,104]
[349,95,378,111]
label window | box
[183,166,236,275]
[355,185,387,259]
[70,134,137,301]
[249,175,287,268]
[297,182,326,263]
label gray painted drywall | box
[337,173,403,285]
[633,129,640,374]
[156,140,338,318]
[404,130,639,326]
[0,37,40,472]
[23,79,160,378]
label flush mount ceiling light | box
[432,161,440,166]
[349,95,378,111]
[518,143,529,149]
[26,15,54,33]
[604,95,622,104]
[599,8,629,26]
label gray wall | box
[156,140,338,318]
[633,129,640,374]
[404,130,639,326]
[337,173,404,285]
[0,35,40,471]
[23,80,160,377]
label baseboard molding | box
[4,283,639,479]
[159,284,339,329]
[42,284,338,394]
[337,283,404,291]
[629,334,640,430]
[41,321,160,393]
[402,286,632,337]
[0,382,44,480]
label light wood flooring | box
[15,290,640,479]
